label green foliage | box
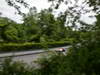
[0,41,70,52]
[4,25,19,41]
[0,8,72,43]
[0,17,16,42]
[35,40,100,75]
[0,58,34,75]
[33,14,100,75]
[2,0,100,75]
[37,9,68,41]
[0,9,73,52]
[0,17,9,27]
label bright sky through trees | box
[0,0,96,24]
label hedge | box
[0,41,70,52]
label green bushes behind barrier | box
[0,41,70,52]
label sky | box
[0,0,96,24]
[0,0,52,23]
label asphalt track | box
[0,46,70,65]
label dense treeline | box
[0,9,80,51]
[0,9,77,43]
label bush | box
[0,42,42,52]
[0,58,34,75]
[0,41,70,52]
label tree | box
[23,8,41,42]
[3,23,28,42]
[38,9,68,41]
[0,17,16,42]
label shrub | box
[0,41,70,52]
[0,58,34,75]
